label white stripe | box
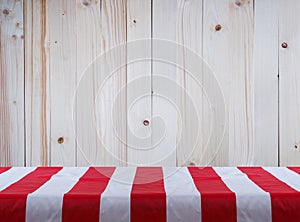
[26,167,88,222]
[264,167,300,191]
[214,167,272,222]
[100,167,136,222]
[163,167,201,222]
[0,167,36,191]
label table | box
[0,166,300,222]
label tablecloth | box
[0,166,300,222]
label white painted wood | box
[24,0,50,166]
[279,0,300,166]
[0,0,24,166]
[126,0,152,166]
[253,0,278,166]
[203,0,254,166]
[48,0,76,166]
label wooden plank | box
[175,0,204,166]
[24,0,50,166]
[202,0,229,166]
[152,0,178,166]
[203,0,254,165]
[99,0,127,166]
[23,0,49,166]
[0,0,24,166]
[126,0,152,166]
[48,0,76,166]
[75,0,102,166]
[279,0,300,165]
[76,0,127,166]
[253,0,278,166]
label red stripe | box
[0,167,62,222]
[62,167,115,222]
[131,167,166,222]
[188,167,237,222]
[0,167,11,174]
[287,167,300,175]
[239,167,300,222]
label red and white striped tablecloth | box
[0,166,300,222]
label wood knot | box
[3,9,10,15]
[235,0,242,6]
[12,34,17,39]
[133,20,136,24]
[143,120,150,126]
[281,42,288,48]
[215,24,222,31]
[189,161,196,166]
[82,1,90,7]
[57,137,64,144]
[295,145,298,149]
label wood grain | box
[75,0,102,166]
[202,0,254,166]
[24,0,50,166]
[4,0,299,166]
[253,0,278,166]
[279,0,300,165]
[76,0,128,166]
[48,0,76,166]
[175,0,204,166]
[0,0,24,166]
[152,0,177,166]
[126,0,152,166]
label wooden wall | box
[0,0,298,166]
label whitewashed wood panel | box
[25,0,50,166]
[0,0,24,166]
[126,0,152,166]
[48,0,76,166]
[279,0,300,165]
[253,0,278,166]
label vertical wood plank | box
[253,0,278,166]
[76,0,127,166]
[279,0,300,165]
[48,0,76,165]
[175,0,204,166]
[152,0,177,166]
[203,0,254,165]
[0,0,24,166]
[25,0,50,166]
[75,0,102,166]
[99,0,127,166]
[227,0,254,165]
[126,0,152,165]
[202,0,229,165]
